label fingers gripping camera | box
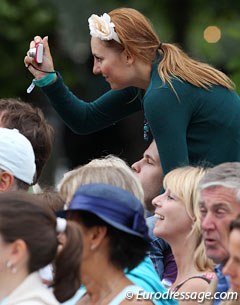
[29,43,43,64]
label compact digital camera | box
[28,43,43,64]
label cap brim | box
[56,207,150,241]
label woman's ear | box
[8,239,29,272]
[123,50,134,66]
[89,226,108,251]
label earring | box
[90,244,96,251]
[6,261,17,274]
[6,261,12,268]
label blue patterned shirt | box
[213,264,230,305]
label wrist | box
[33,72,57,87]
[35,73,48,80]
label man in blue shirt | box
[198,162,240,305]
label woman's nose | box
[93,60,101,75]
[152,194,163,208]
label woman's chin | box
[153,227,165,238]
[109,82,127,90]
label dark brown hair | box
[0,98,54,183]
[230,214,240,232]
[0,191,82,302]
[68,210,149,271]
[35,187,65,213]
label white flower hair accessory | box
[88,13,121,44]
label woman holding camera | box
[25,7,240,176]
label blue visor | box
[58,183,150,240]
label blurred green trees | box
[0,0,239,186]
[0,0,239,97]
[0,0,57,96]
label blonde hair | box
[108,8,234,91]
[163,166,214,272]
[58,155,144,206]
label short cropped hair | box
[58,155,144,206]
[0,98,54,183]
[198,162,240,202]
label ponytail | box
[158,43,235,91]
[53,220,83,302]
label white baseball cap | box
[0,128,36,184]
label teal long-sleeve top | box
[42,62,240,175]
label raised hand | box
[24,36,56,80]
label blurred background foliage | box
[0,0,239,185]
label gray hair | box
[198,162,240,202]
